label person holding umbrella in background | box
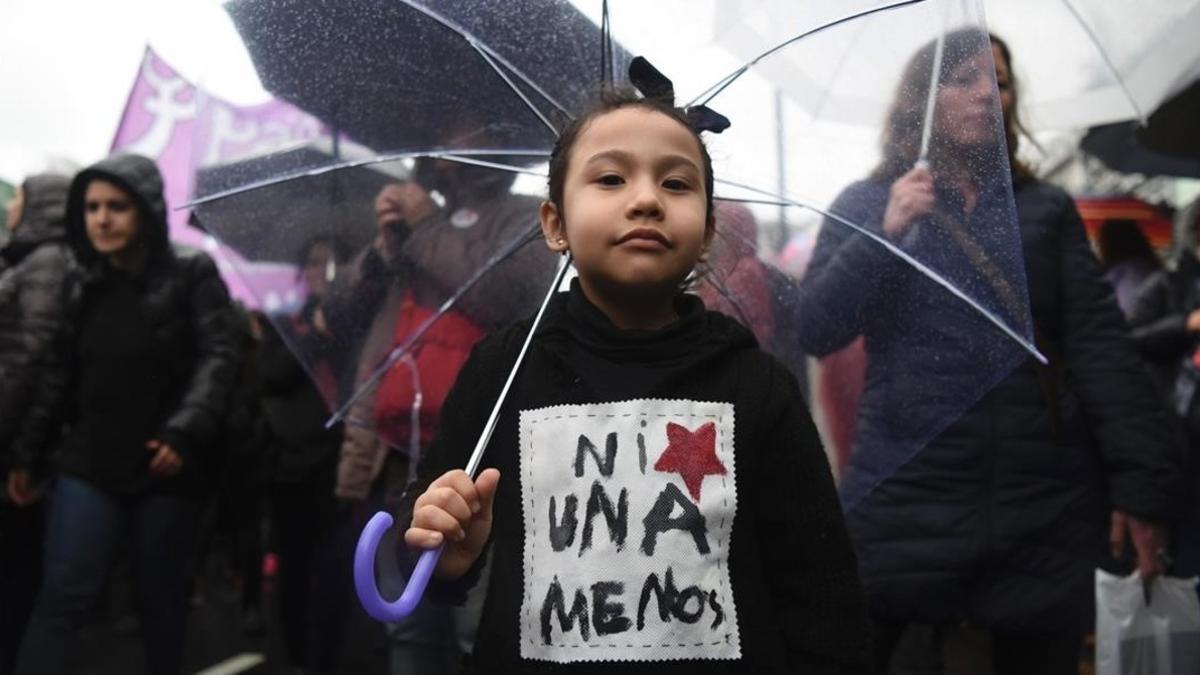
[797,29,1180,674]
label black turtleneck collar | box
[552,279,749,400]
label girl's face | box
[541,107,711,301]
[84,179,140,256]
[936,48,1001,148]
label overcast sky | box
[1,0,267,183]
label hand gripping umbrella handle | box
[353,255,572,622]
[354,511,442,621]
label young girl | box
[402,91,870,673]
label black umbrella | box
[1081,79,1200,178]
[224,0,632,155]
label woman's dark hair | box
[1097,218,1161,271]
[547,87,716,231]
[874,27,1031,182]
[988,33,1035,182]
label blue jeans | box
[14,475,195,675]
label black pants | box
[270,475,340,670]
[874,617,1081,675]
[0,500,45,675]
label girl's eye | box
[597,174,624,186]
[663,178,691,191]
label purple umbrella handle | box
[354,510,442,622]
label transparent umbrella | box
[185,0,1039,625]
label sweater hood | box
[65,153,170,267]
[2,173,72,265]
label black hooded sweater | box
[18,154,239,495]
[400,281,871,674]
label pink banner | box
[110,47,325,308]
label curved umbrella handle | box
[354,510,443,622]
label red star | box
[653,422,727,502]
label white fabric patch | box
[518,399,740,663]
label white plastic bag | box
[1095,569,1200,675]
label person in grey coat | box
[0,173,71,675]
[1,173,74,494]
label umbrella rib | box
[714,195,792,207]
[688,0,928,108]
[466,39,558,135]
[182,149,551,208]
[713,177,1046,364]
[431,154,549,177]
[1058,0,1145,122]
[325,221,546,429]
[396,0,574,121]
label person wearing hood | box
[12,154,238,675]
[0,172,71,675]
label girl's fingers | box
[428,470,482,513]
[412,504,467,542]
[415,485,474,525]
[404,527,446,550]
[474,469,501,521]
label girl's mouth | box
[617,227,670,248]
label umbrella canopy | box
[223,0,633,157]
[715,0,1200,132]
[192,140,409,263]
[189,0,1037,511]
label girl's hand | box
[405,468,500,580]
[146,440,184,476]
[882,166,935,240]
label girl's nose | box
[625,180,664,220]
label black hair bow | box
[629,56,731,134]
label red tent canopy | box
[1075,196,1174,252]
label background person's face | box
[5,186,23,231]
[84,179,140,256]
[301,240,336,297]
[935,49,1000,148]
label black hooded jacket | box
[397,282,871,674]
[13,154,239,494]
[0,173,73,468]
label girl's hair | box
[874,27,1031,182]
[547,87,716,230]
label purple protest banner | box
[110,47,326,309]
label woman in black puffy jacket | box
[12,154,238,675]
